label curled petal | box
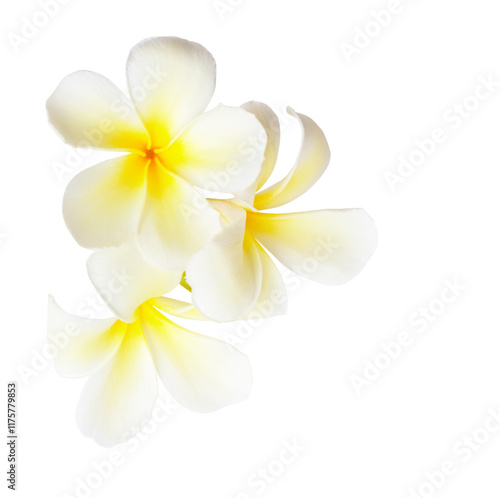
[141,304,252,412]
[126,37,216,148]
[76,321,158,447]
[187,203,263,322]
[238,101,281,204]
[244,242,287,320]
[47,70,149,151]
[247,209,378,285]
[63,154,148,249]
[87,242,182,323]
[254,108,330,210]
[160,105,266,194]
[150,297,207,321]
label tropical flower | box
[48,243,252,446]
[186,103,378,322]
[46,37,266,271]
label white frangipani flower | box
[46,37,266,271]
[48,243,252,447]
[186,103,378,322]
[46,34,379,449]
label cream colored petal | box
[186,204,263,322]
[160,105,266,194]
[141,304,252,412]
[253,108,330,210]
[126,37,216,148]
[244,242,288,320]
[150,297,207,321]
[63,154,148,249]
[87,242,182,323]
[137,161,221,271]
[240,101,280,200]
[46,70,149,151]
[76,320,158,447]
[47,296,124,378]
[247,209,378,285]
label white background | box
[2,0,500,497]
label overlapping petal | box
[160,105,266,194]
[141,303,252,412]
[49,294,253,446]
[76,320,158,447]
[246,242,287,319]
[253,108,330,210]
[187,202,262,322]
[87,242,182,323]
[238,101,280,204]
[47,296,124,378]
[63,154,148,249]
[46,70,149,151]
[247,209,378,285]
[136,161,222,271]
[126,37,216,148]
[150,297,206,321]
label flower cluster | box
[47,37,377,446]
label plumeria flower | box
[186,102,378,322]
[46,37,266,271]
[48,242,252,447]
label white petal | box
[253,108,330,210]
[63,154,148,249]
[126,37,216,148]
[47,296,123,378]
[240,101,280,199]
[187,203,263,322]
[87,242,182,323]
[137,161,222,271]
[150,297,207,321]
[141,304,252,412]
[76,320,158,447]
[160,105,266,194]
[47,70,149,150]
[245,242,287,320]
[247,209,378,285]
